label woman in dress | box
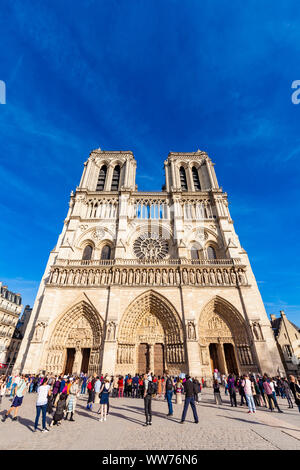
[118,376,124,398]
[175,378,184,405]
[65,377,79,421]
[157,376,162,399]
[99,378,111,422]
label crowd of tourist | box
[0,369,299,432]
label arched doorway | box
[198,296,255,380]
[45,301,104,375]
[117,290,186,376]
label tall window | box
[96,165,107,191]
[192,166,201,190]
[207,246,217,260]
[191,245,200,259]
[101,245,111,260]
[82,245,93,260]
[179,166,188,191]
[111,165,120,191]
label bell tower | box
[78,149,137,192]
[164,150,219,193]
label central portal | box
[137,343,165,375]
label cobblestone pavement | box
[0,389,300,450]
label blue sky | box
[0,0,299,324]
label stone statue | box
[155,270,161,285]
[189,270,195,284]
[169,269,174,285]
[135,270,140,284]
[114,269,120,284]
[162,269,168,284]
[148,270,154,284]
[187,321,196,340]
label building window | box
[101,245,111,260]
[179,167,188,191]
[192,166,201,190]
[284,345,292,357]
[111,165,120,191]
[82,245,93,261]
[96,165,107,191]
[207,246,217,260]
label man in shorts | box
[2,375,27,422]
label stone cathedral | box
[15,149,284,381]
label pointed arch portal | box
[46,301,104,376]
[198,296,257,376]
[116,290,187,376]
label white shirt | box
[36,385,50,406]
[269,382,275,393]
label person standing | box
[227,374,237,407]
[242,374,256,414]
[143,373,154,426]
[132,374,139,398]
[86,377,94,410]
[2,375,27,422]
[0,376,6,410]
[33,377,51,432]
[289,375,300,412]
[180,376,199,424]
[81,373,88,395]
[118,376,124,398]
[98,378,111,422]
[65,377,79,421]
[175,378,184,405]
[94,376,101,407]
[213,379,222,405]
[165,370,174,417]
[49,393,67,427]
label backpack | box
[166,378,173,391]
[148,381,157,395]
[87,381,92,391]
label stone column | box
[216,343,227,375]
[149,343,154,373]
[104,163,114,191]
[72,347,83,375]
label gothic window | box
[207,246,217,260]
[82,245,93,261]
[101,245,112,260]
[111,165,120,191]
[191,245,200,259]
[96,165,107,191]
[192,166,201,190]
[179,166,188,191]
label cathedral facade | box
[15,149,284,381]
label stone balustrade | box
[47,258,248,288]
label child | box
[213,379,222,405]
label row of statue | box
[49,267,248,286]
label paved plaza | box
[0,388,300,450]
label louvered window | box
[96,165,107,191]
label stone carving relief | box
[32,322,47,343]
[49,265,248,288]
[187,321,196,340]
[106,321,116,341]
[252,322,264,341]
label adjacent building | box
[5,305,32,373]
[270,310,300,377]
[0,282,22,368]
[14,149,284,380]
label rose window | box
[133,232,168,260]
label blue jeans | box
[181,396,199,423]
[35,404,47,430]
[81,384,86,394]
[166,390,173,414]
[245,394,256,412]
